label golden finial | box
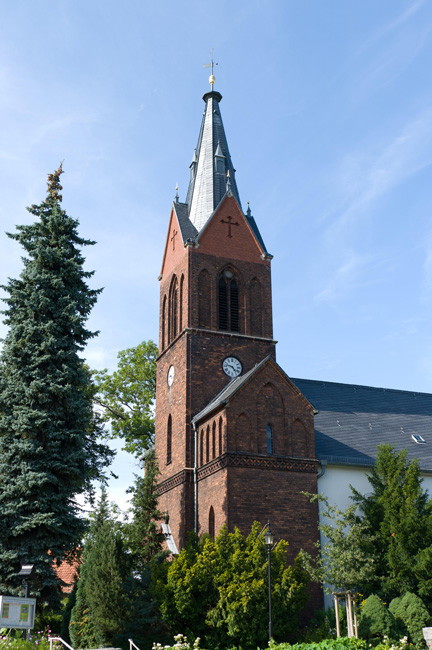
[203,48,218,89]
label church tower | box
[155,83,320,567]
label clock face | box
[222,356,242,378]
[167,365,175,387]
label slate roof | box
[291,378,432,472]
[172,89,270,257]
[186,91,242,231]
[173,201,198,243]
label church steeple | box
[186,90,242,232]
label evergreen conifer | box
[69,488,130,648]
[0,165,113,604]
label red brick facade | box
[155,192,321,606]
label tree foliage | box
[70,487,165,650]
[351,444,432,599]
[301,493,376,593]
[358,595,398,642]
[0,165,113,605]
[154,522,309,650]
[389,592,431,646]
[93,340,158,457]
[123,449,167,571]
[69,489,131,648]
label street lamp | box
[262,522,274,642]
[17,563,34,598]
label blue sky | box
[1,0,432,510]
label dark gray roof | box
[291,378,432,472]
[245,207,269,257]
[175,90,269,258]
[186,91,242,231]
[173,202,198,243]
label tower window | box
[200,430,204,466]
[168,276,178,343]
[209,506,215,540]
[167,415,172,464]
[266,424,273,454]
[218,270,239,332]
[212,421,216,459]
[162,295,167,350]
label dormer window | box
[190,149,197,180]
[215,157,225,173]
[214,142,225,174]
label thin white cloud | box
[332,108,432,234]
[365,0,427,47]
[315,108,432,303]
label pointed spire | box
[186,91,242,232]
[175,184,179,203]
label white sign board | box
[0,596,36,629]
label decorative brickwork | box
[154,94,322,612]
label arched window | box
[166,415,172,464]
[200,430,204,466]
[212,421,216,459]
[219,417,223,455]
[162,295,167,350]
[266,424,273,454]
[206,426,210,463]
[209,506,215,540]
[218,269,239,332]
[168,276,178,343]
[179,275,184,332]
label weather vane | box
[203,48,218,89]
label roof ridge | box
[292,377,429,397]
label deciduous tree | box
[301,493,376,593]
[93,340,158,457]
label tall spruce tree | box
[0,165,113,604]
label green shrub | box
[389,592,431,646]
[268,638,367,650]
[358,595,397,642]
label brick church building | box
[154,82,321,568]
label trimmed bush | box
[389,592,431,646]
[358,594,397,641]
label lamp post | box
[17,563,34,640]
[263,522,274,642]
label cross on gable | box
[220,216,239,238]
[170,229,178,250]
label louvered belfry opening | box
[218,269,239,332]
